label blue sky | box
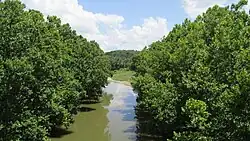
[79,0,188,30]
[22,0,246,51]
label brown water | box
[51,82,138,141]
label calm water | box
[51,82,137,141]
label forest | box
[2,0,250,140]
[105,50,139,71]
[0,0,111,140]
[132,0,250,140]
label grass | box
[111,69,135,83]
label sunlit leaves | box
[0,0,110,140]
[132,0,250,140]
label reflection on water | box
[51,82,162,141]
[103,82,137,141]
[51,94,112,141]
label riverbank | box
[111,69,135,81]
[108,77,131,86]
[110,69,135,86]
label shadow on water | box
[124,125,136,134]
[81,100,100,104]
[123,120,164,141]
[133,110,164,141]
[49,105,98,138]
[105,82,163,141]
[124,124,164,141]
[51,93,113,141]
[51,82,163,141]
[117,88,164,141]
[49,127,73,138]
[78,106,96,112]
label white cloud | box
[182,0,250,19]
[21,0,168,52]
[88,17,168,51]
[182,0,230,19]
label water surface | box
[51,82,137,141]
[104,82,137,141]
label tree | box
[105,50,139,71]
[0,0,110,140]
[132,0,250,140]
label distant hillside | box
[105,50,139,70]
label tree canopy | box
[0,0,110,140]
[105,50,139,70]
[132,0,250,140]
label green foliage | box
[132,0,250,140]
[182,99,210,130]
[0,0,110,140]
[105,50,139,70]
[170,132,212,141]
[111,69,135,82]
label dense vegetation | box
[0,0,110,140]
[105,50,139,70]
[132,0,250,140]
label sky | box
[21,0,249,52]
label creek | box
[51,82,161,141]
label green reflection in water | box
[51,94,113,141]
[50,82,164,141]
